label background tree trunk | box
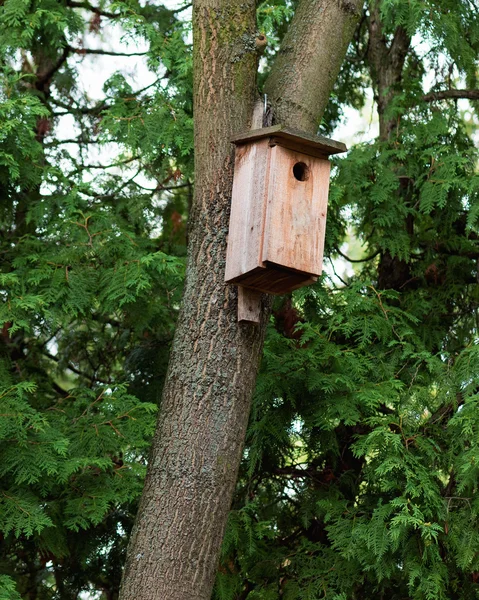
[367,1,413,290]
[119,1,362,599]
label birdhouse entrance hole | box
[293,161,309,181]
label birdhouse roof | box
[230,125,347,157]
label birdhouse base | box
[228,262,318,295]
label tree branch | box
[69,46,148,58]
[45,137,99,147]
[264,0,363,132]
[69,155,140,175]
[48,78,159,117]
[66,0,120,19]
[132,180,192,192]
[423,89,479,102]
[336,248,380,263]
[368,10,411,140]
[36,46,70,88]
[388,25,410,64]
[172,2,192,14]
[43,350,110,384]
[48,98,108,115]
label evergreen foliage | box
[0,0,479,599]
[215,1,479,599]
[0,0,191,597]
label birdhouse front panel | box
[225,126,346,295]
[261,144,331,277]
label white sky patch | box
[334,89,379,146]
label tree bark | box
[119,1,362,599]
[265,0,364,131]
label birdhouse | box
[225,125,347,295]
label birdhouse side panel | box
[224,139,271,283]
[262,145,331,276]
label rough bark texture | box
[264,0,363,131]
[119,1,362,599]
[119,4,261,598]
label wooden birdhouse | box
[225,125,347,297]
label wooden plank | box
[262,145,331,276]
[237,286,262,323]
[226,98,268,324]
[224,138,271,283]
[269,136,329,160]
[250,98,264,129]
[231,125,347,156]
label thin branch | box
[123,77,161,97]
[52,380,70,397]
[388,25,410,63]
[172,2,192,14]
[48,98,108,115]
[66,155,141,178]
[71,155,140,172]
[336,248,380,263]
[48,77,160,117]
[66,0,120,18]
[133,180,192,192]
[161,182,193,191]
[351,7,369,63]
[69,46,148,58]
[67,0,190,19]
[328,256,349,287]
[345,53,363,63]
[36,46,70,87]
[43,350,109,384]
[423,89,479,102]
[45,137,100,147]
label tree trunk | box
[367,1,410,141]
[119,1,362,599]
[265,0,363,130]
[367,1,412,290]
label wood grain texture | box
[264,0,363,131]
[235,97,267,325]
[234,264,317,294]
[238,286,263,323]
[224,139,270,282]
[225,140,331,294]
[231,125,347,154]
[262,146,331,276]
[119,2,265,599]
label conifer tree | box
[0,1,192,597]
[213,2,479,599]
[1,1,479,600]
